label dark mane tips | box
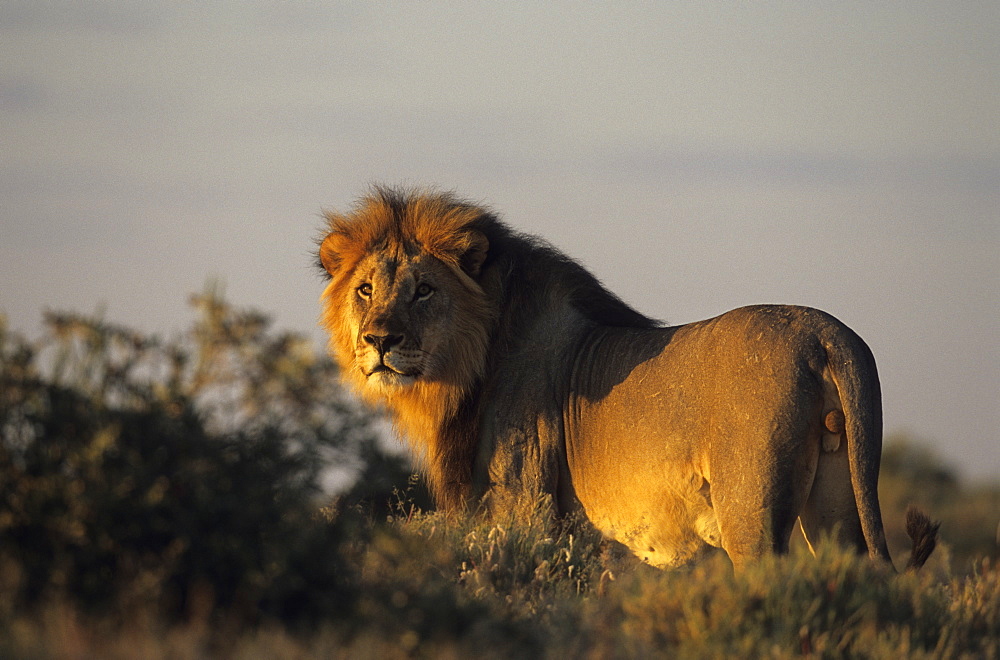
[547,248,660,329]
[319,186,659,329]
[465,209,660,330]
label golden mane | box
[319,189,488,284]
[318,186,660,509]
[318,188,497,508]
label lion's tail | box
[825,325,940,571]
[823,326,894,566]
[904,505,940,571]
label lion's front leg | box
[475,413,565,524]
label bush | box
[0,291,375,626]
[881,435,1000,572]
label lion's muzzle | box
[363,332,404,356]
[357,331,422,385]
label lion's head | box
[317,188,500,486]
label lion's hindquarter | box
[564,304,885,568]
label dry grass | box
[3,508,998,659]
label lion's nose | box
[363,333,404,354]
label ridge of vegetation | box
[1,293,997,657]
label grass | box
[2,505,998,659]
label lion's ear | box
[459,230,489,278]
[319,231,349,276]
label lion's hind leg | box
[712,439,815,570]
[798,420,868,556]
[798,366,869,556]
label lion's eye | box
[357,283,373,299]
[414,283,435,300]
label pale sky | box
[2,3,998,479]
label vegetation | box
[1,294,997,658]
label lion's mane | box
[318,186,655,507]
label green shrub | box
[0,292,373,626]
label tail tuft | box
[904,506,940,570]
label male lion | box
[317,186,937,570]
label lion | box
[317,186,937,570]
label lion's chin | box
[365,366,418,391]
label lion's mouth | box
[365,363,420,380]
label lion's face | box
[318,195,495,408]
[342,250,468,393]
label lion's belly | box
[565,425,721,568]
[571,458,721,568]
